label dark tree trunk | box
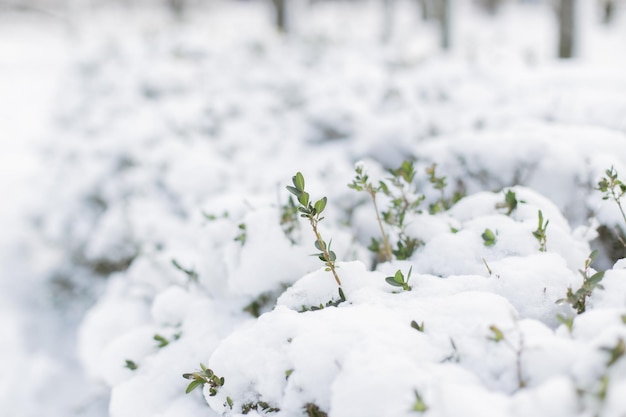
[272,0,288,33]
[602,0,615,25]
[438,0,451,50]
[557,0,575,59]
[418,0,437,20]
[168,0,185,19]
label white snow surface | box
[3,1,626,417]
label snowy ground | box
[2,1,626,416]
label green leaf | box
[386,276,404,287]
[185,380,203,394]
[293,172,305,191]
[328,250,336,262]
[297,191,310,207]
[394,270,404,284]
[314,240,326,251]
[411,320,424,332]
[286,185,301,197]
[589,250,599,264]
[588,271,605,285]
[314,197,327,215]
[488,325,504,342]
[482,228,496,246]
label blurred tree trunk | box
[602,0,615,25]
[438,0,451,50]
[418,0,437,20]
[382,0,395,42]
[272,0,288,33]
[556,0,575,58]
[167,0,185,19]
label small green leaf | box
[411,320,425,332]
[226,396,234,409]
[386,276,404,287]
[124,359,138,371]
[297,191,310,207]
[488,325,504,342]
[185,380,202,394]
[293,172,305,191]
[589,250,599,264]
[286,185,301,197]
[482,228,496,246]
[314,197,327,215]
[394,270,404,284]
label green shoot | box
[532,210,549,252]
[124,359,138,371]
[412,390,428,412]
[385,266,413,291]
[601,338,625,367]
[496,189,522,215]
[171,259,198,282]
[556,314,575,333]
[234,223,247,245]
[597,166,626,227]
[287,172,343,291]
[487,325,526,389]
[482,228,497,247]
[557,250,605,314]
[410,320,425,332]
[280,195,300,244]
[349,163,393,262]
[182,364,224,395]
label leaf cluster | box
[234,223,247,245]
[496,189,523,216]
[482,228,496,247]
[183,364,224,395]
[426,163,460,214]
[557,250,605,314]
[241,401,280,414]
[287,172,342,287]
[299,290,347,312]
[597,166,626,228]
[280,195,300,244]
[304,403,328,417]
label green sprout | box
[597,166,626,227]
[386,266,413,291]
[557,250,605,314]
[349,163,393,263]
[412,390,428,412]
[482,228,497,247]
[171,259,198,282]
[410,319,425,332]
[287,172,344,300]
[532,210,549,252]
[234,223,247,245]
[487,325,526,389]
[496,189,522,215]
[124,359,138,371]
[182,363,224,395]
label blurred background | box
[1,1,626,417]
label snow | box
[3,1,626,416]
